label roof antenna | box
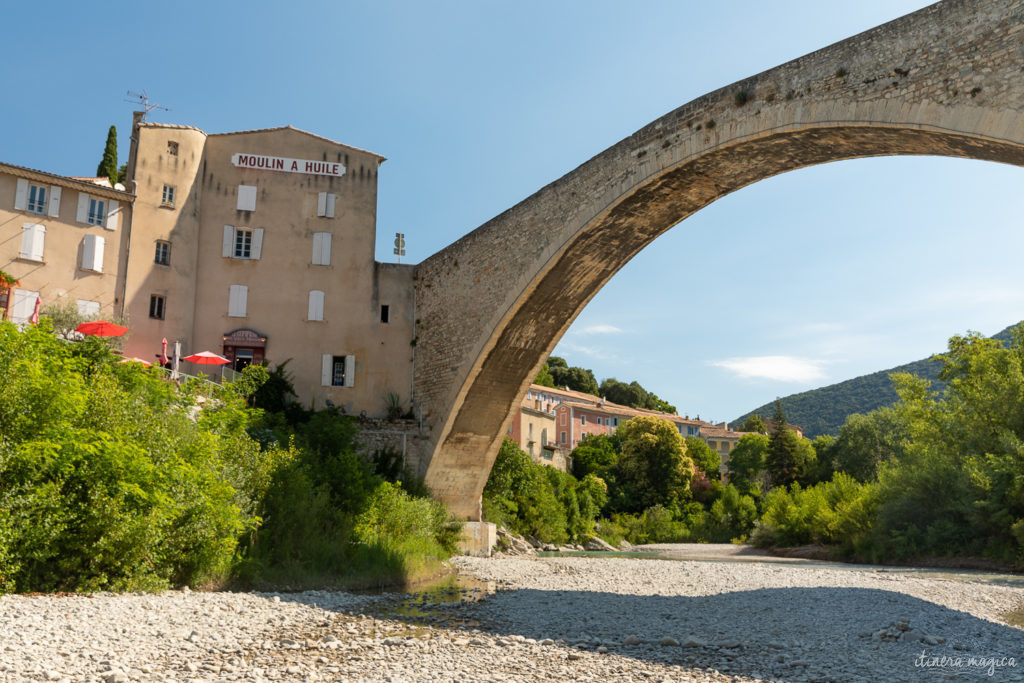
[125,90,169,121]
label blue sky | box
[4,1,1023,423]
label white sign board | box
[232,153,345,177]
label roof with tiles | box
[0,162,134,199]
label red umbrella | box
[183,351,230,366]
[29,295,41,325]
[159,338,169,365]
[75,320,129,337]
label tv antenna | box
[125,90,169,121]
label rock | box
[525,535,544,549]
[659,637,680,646]
[619,539,632,549]
[540,638,554,646]
[923,635,943,646]
[623,635,641,646]
[683,637,706,647]
[584,537,617,552]
[567,652,582,661]
[596,646,608,653]
[542,543,558,552]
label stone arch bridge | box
[411,0,1024,519]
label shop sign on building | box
[231,153,345,177]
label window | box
[541,429,548,446]
[77,299,100,317]
[14,179,60,217]
[561,431,567,444]
[528,423,534,440]
[222,225,263,260]
[149,295,165,320]
[11,289,39,323]
[560,412,566,425]
[237,185,257,211]
[321,354,355,387]
[155,241,170,265]
[312,232,332,265]
[317,192,336,218]
[87,197,105,225]
[76,192,119,230]
[581,414,586,426]
[161,185,175,206]
[380,305,390,323]
[167,141,179,156]
[19,223,45,262]
[234,229,252,259]
[308,290,325,321]
[80,234,105,273]
[27,184,46,213]
[228,285,248,318]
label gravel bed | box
[1,553,1023,681]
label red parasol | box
[183,351,230,366]
[159,338,169,365]
[29,295,41,325]
[75,320,129,337]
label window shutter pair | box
[308,290,325,321]
[228,285,248,317]
[312,232,332,265]
[320,354,355,387]
[237,185,257,211]
[74,192,119,229]
[13,180,61,216]
[81,235,105,272]
[19,223,45,261]
[222,225,264,259]
[316,192,336,218]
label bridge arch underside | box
[427,124,1024,519]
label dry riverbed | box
[2,548,1024,681]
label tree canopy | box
[97,126,118,186]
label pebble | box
[1,549,1022,682]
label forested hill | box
[731,323,1019,439]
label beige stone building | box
[120,116,415,414]
[2,116,416,419]
[1,162,133,324]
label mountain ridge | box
[731,323,1019,439]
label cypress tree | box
[97,126,118,185]
[766,399,800,488]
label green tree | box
[831,408,907,482]
[727,433,769,495]
[766,400,802,488]
[97,126,118,186]
[534,362,556,388]
[615,416,693,512]
[684,436,721,480]
[740,414,768,434]
[549,363,599,395]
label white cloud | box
[708,355,827,383]
[555,341,612,361]
[580,324,623,335]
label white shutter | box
[222,225,235,257]
[14,179,28,210]
[344,355,355,387]
[77,299,100,317]
[321,354,333,386]
[316,192,327,217]
[11,289,39,323]
[228,284,248,317]
[237,185,257,211]
[312,232,331,265]
[325,193,336,218]
[105,200,120,231]
[76,193,89,223]
[82,234,104,272]
[251,228,264,260]
[308,290,324,321]
[47,186,61,217]
[20,224,44,261]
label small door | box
[233,349,255,371]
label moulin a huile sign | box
[231,153,345,177]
